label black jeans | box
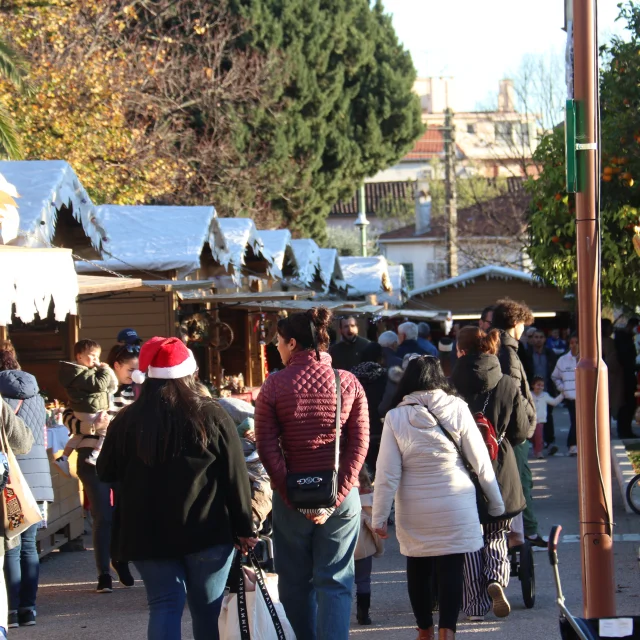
[406,554,464,632]
[76,448,113,576]
[543,407,555,445]
[617,389,637,438]
[565,400,577,448]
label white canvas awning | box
[0,245,78,325]
[258,229,296,279]
[291,239,320,287]
[211,218,263,276]
[76,205,217,278]
[338,256,392,298]
[0,160,103,250]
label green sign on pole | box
[565,99,577,193]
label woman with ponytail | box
[451,327,529,622]
[255,307,369,640]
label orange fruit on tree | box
[603,166,614,175]
[551,236,560,243]
[602,174,613,182]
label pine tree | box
[228,0,423,240]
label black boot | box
[356,593,372,625]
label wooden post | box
[245,312,253,387]
[211,305,222,388]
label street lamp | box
[354,184,369,257]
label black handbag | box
[424,405,491,522]
[285,370,341,509]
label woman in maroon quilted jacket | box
[255,307,369,640]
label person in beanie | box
[97,337,257,640]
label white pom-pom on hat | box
[131,370,146,385]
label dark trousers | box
[543,408,555,445]
[406,554,464,632]
[617,390,637,438]
[565,399,577,448]
[354,556,373,595]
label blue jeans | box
[133,544,234,640]
[273,488,361,640]
[4,524,39,612]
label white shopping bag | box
[219,552,296,640]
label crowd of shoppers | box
[2,302,638,640]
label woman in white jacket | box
[372,356,504,640]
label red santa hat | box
[131,337,197,384]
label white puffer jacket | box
[372,389,504,558]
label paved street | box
[18,407,640,639]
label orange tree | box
[526,2,640,310]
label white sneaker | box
[487,582,511,618]
[54,457,72,478]
[85,451,99,466]
[568,446,578,457]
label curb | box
[611,439,639,515]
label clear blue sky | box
[383,0,630,111]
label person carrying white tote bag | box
[219,551,296,640]
[1,401,42,541]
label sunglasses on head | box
[120,344,141,355]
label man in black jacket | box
[492,299,546,547]
[527,329,559,453]
[329,315,370,371]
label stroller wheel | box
[626,474,640,515]
[519,540,536,609]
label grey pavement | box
[18,406,640,639]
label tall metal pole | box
[444,108,458,278]
[573,0,616,617]
[355,184,369,257]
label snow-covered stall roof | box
[0,160,103,250]
[211,218,263,274]
[0,245,78,325]
[379,264,407,306]
[290,239,320,287]
[76,205,217,278]
[0,171,20,244]
[258,229,296,279]
[409,265,540,297]
[339,256,392,298]
[317,248,345,292]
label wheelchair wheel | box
[518,541,536,609]
[626,474,640,515]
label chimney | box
[414,182,432,235]
[498,79,515,112]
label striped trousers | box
[462,519,512,617]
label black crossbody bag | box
[285,369,341,509]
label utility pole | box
[443,107,458,278]
[571,0,616,618]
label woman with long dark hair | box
[0,349,51,628]
[371,356,504,640]
[255,307,369,640]
[451,327,529,621]
[97,337,256,640]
